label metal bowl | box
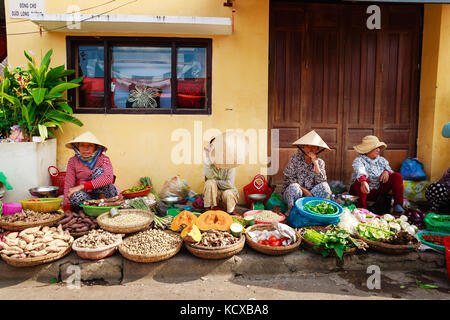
[29,186,59,198]
[248,193,267,201]
[161,196,181,205]
[340,194,359,202]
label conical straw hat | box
[292,130,330,150]
[210,131,249,169]
[353,135,387,154]
[65,131,108,151]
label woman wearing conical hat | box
[203,131,248,215]
[282,130,333,214]
[63,131,118,212]
[349,135,404,213]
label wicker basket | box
[355,233,421,255]
[245,224,302,256]
[97,209,154,234]
[0,211,65,231]
[1,238,74,267]
[299,226,358,258]
[118,230,182,263]
[185,234,245,260]
[72,238,122,260]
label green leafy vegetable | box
[302,227,357,259]
[305,201,338,215]
[357,223,394,241]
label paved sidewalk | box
[1,245,447,286]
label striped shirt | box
[63,153,115,207]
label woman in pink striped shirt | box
[63,132,118,212]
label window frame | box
[66,36,212,115]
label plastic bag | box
[403,180,430,202]
[159,175,191,200]
[400,157,427,181]
[265,192,288,213]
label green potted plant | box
[0,49,83,142]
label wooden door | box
[269,2,422,186]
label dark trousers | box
[349,172,404,209]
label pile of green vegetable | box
[304,201,338,215]
[123,185,150,194]
[356,223,395,241]
[301,227,366,259]
[128,197,172,230]
[140,176,160,202]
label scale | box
[340,194,359,207]
[248,193,266,210]
[162,196,182,217]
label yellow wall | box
[4,0,270,201]
[418,4,450,182]
[5,1,449,196]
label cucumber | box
[230,222,244,237]
[244,215,255,226]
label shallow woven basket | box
[72,238,122,260]
[1,238,74,267]
[245,224,302,256]
[118,231,182,263]
[185,234,245,260]
[299,226,358,258]
[355,233,421,255]
[0,211,65,231]
[97,209,154,234]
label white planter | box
[0,139,57,203]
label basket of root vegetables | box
[0,225,74,267]
[72,230,123,260]
[58,211,99,237]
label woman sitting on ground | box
[282,130,333,215]
[63,131,118,212]
[349,135,404,213]
[203,132,247,215]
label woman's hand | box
[360,181,370,194]
[380,170,390,184]
[307,151,317,162]
[68,185,84,199]
[301,187,313,197]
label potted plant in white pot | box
[0,49,83,202]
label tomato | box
[257,240,264,244]
[268,236,278,243]
[263,240,270,246]
[274,240,282,247]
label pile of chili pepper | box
[421,234,446,246]
[257,235,292,247]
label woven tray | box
[0,211,65,231]
[118,231,182,263]
[1,238,74,267]
[245,224,301,256]
[355,233,421,255]
[97,209,154,234]
[185,234,245,260]
[299,226,358,258]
